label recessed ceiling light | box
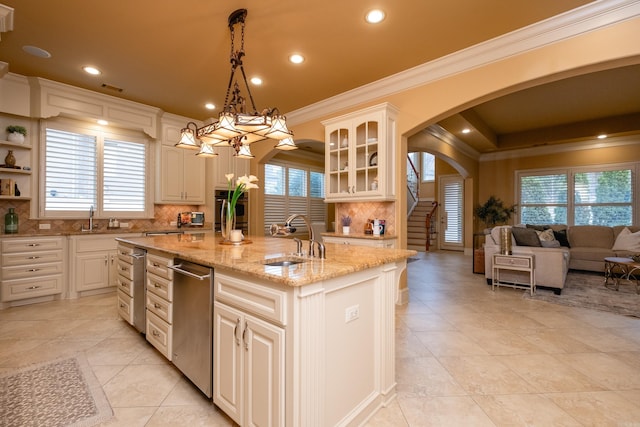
[289,54,305,64]
[462,128,471,134]
[97,119,108,126]
[365,9,386,24]
[205,103,215,110]
[597,134,607,139]
[250,77,262,85]
[22,45,52,58]
[83,66,101,75]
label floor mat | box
[0,353,113,427]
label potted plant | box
[341,215,352,235]
[475,196,516,232]
[6,125,27,144]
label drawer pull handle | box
[27,268,40,272]
[154,303,161,309]
[27,243,40,247]
[234,318,241,346]
[152,330,160,337]
[121,267,128,271]
[120,303,126,308]
[154,283,161,288]
[153,263,160,267]
[26,285,41,290]
[27,256,41,260]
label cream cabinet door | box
[244,314,285,427]
[75,252,110,292]
[160,145,185,202]
[213,301,243,425]
[183,152,205,203]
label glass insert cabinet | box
[323,103,398,202]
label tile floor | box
[1,250,640,426]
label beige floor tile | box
[146,404,235,426]
[85,335,149,366]
[97,406,157,426]
[91,364,127,386]
[514,328,599,354]
[473,394,582,426]
[364,399,410,426]
[561,352,640,390]
[398,396,496,427]
[395,331,434,359]
[401,312,457,332]
[497,353,605,392]
[414,331,490,356]
[546,391,640,426]
[564,326,640,352]
[461,327,545,355]
[438,355,537,395]
[103,364,183,407]
[395,356,466,398]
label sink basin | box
[261,256,307,267]
[264,260,304,267]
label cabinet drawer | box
[116,259,135,281]
[146,291,172,324]
[2,262,63,280]
[74,236,119,252]
[117,289,134,325]
[2,237,64,253]
[147,272,173,302]
[494,255,532,269]
[146,310,172,360]
[215,271,287,326]
[2,250,63,266]
[1,275,63,302]
[146,252,174,280]
[116,274,133,297]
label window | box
[42,121,149,218]
[422,152,435,182]
[264,162,325,234]
[518,165,635,226]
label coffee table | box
[604,257,640,294]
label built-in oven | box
[214,190,249,235]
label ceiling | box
[1,0,639,155]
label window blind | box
[45,129,97,211]
[104,138,146,212]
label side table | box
[604,257,640,294]
[492,254,536,296]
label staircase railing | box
[425,201,438,251]
[407,155,420,216]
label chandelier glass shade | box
[176,9,296,159]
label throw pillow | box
[612,227,640,251]
[553,229,571,247]
[541,240,561,248]
[511,227,542,247]
[535,228,556,242]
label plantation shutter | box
[45,128,97,212]
[104,138,146,212]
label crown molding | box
[287,0,640,126]
[479,133,640,161]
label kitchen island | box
[116,231,415,427]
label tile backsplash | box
[0,201,209,235]
[336,201,395,235]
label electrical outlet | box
[39,223,51,230]
[119,222,129,228]
[170,221,177,226]
[345,305,359,323]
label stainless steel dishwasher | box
[168,259,214,397]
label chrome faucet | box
[270,214,318,257]
[82,205,94,232]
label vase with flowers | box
[221,173,259,243]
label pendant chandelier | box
[176,8,297,159]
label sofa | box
[483,224,640,294]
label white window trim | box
[516,162,639,226]
[39,117,153,219]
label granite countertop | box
[116,232,416,287]
[321,231,397,240]
[0,228,202,238]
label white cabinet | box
[212,146,250,189]
[69,234,139,297]
[0,236,65,304]
[145,250,174,359]
[156,115,206,204]
[322,235,397,248]
[158,145,205,204]
[322,103,397,202]
[213,271,285,426]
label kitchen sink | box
[261,256,308,267]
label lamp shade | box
[274,137,298,150]
[175,125,199,149]
[235,143,255,159]
[264,115,292,140]
[196,143,218,157]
